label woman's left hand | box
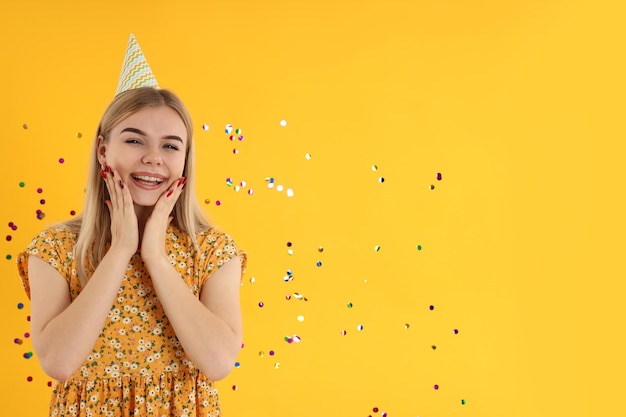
[140,177,186,262]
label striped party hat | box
[115,34,159,95]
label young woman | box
[17,87,246,416]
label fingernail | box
[119,181,124,189]
[177,177,186,187]
[167,189,174,197]
[105,163,111,172]
[100,170,107,179]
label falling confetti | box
[280,120,287,127]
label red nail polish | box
[100,170,107,179]
[167,189,174,197]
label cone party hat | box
[115,34,159,95]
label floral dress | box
[17,224,246,417]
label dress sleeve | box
[198,231,247,288]
[16,227,73,299]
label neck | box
[134,204,154,242]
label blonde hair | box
[63,87,211,285]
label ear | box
[96,135,107,166]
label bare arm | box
[144,255,243,381]
[28,248,132,381]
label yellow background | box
[1,0,625,416]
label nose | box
[142,146,163,166]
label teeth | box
[133,175,164,183]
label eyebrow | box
[120,127,184,143]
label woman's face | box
[98,105,188,208]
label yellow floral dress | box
[17,224,246,417]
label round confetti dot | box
[47,381,52,387]
[40,199,46,205]
[8,221,14,227]
[249,277,256,283]
[70,210,76,216]
[23,352,33,359]
[204,199,211,204]
[37,188,43,193]
[258,302,264,308]
[416,245,422,251]
[234,362,240,368]
[276,185,284,192]
[429,185,435,190]
[382,413,387,417]
[225,124,233,134]
[292,335,301,343]
[461,399,466,405]
[240,180,247,188]
[341,330,347,336]
[248,189,254,195]
[379,177,385,183]
[429,305,435,310]
[235,128,242,135]
[305,153,311,160]
[286,242,292,247]
[285,294,292,300]
[59,158,65,164]
[24,332,30,338]
[431,345,437,350]
[297,315,304,322]
[259,351,265,357]
[19,182,25,187]
[453,329,459,334]
[286,188,294,197]
[374,245,381,251]
[27,376,33,382]
[233,149,239,155]
[229,135,235,141]
[404,323,410,329]
[226,178,233,186]
[434,384,440,390]
[215,200,221,206]
[23,124,28,129]
[371,165,378,171]
[6,235,12,241]
[37,212,46,220]
[14,338,22,345]
[280,120,287,127]
[232,385,238,391]
[6,254,12,260]
[437,172,442,180]
[357,324,364,331]
[316,261,322,267]
[202,124,209,131]
[76,132,82,138]
[269,350,275,356]
[347,302,353,308]
[373,407,379,413]
[17,303,24,309]
[274,362,280,369]
[318,246,324,252]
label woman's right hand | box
[102,165,139,257]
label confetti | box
[202,124,209,131]
[225,124,233,134]
[280,120,287,127]
[305,153,311,160]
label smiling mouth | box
[131,175,165,187]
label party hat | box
[115,34,159,95]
